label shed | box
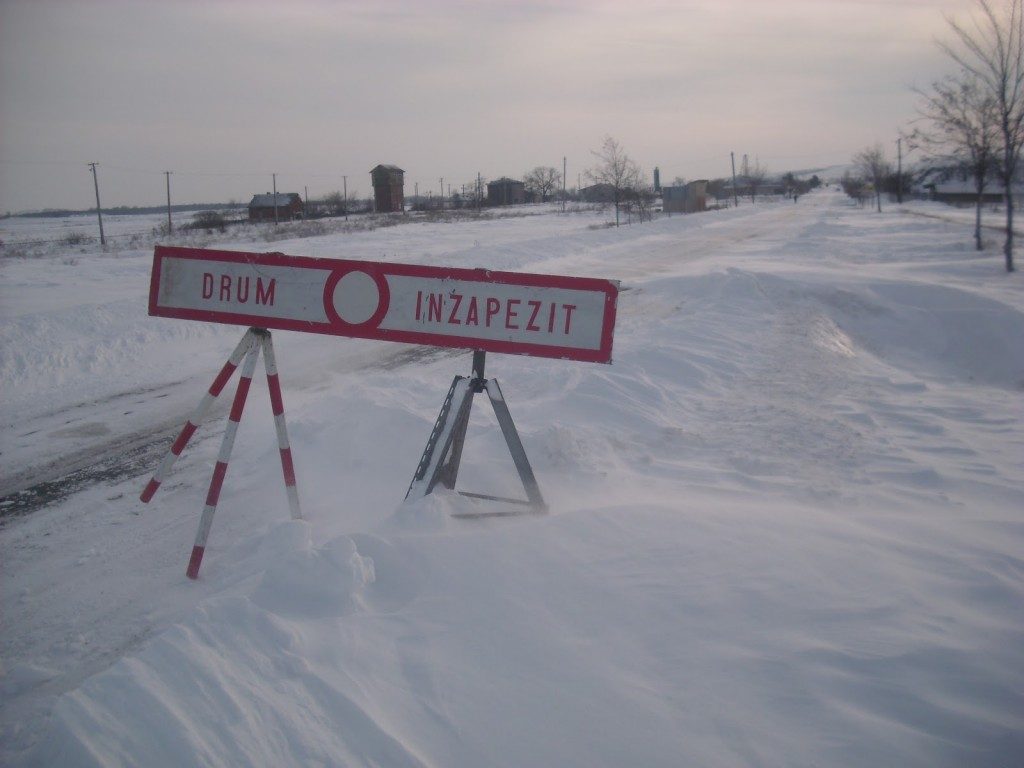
[371,164,405,213]
[662,180,708,213]
[921,178,1024,205]
[248,193,304,222]
[580,183,617,203]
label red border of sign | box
[149,246,618,363]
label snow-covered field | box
[1,191,1022,766]
[1,211,175,249]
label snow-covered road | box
[2,192,1022,766]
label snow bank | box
[3,191,1022,766]
[31,504,1024,767]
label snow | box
[2,192,1022,766]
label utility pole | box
[896,137,903,204]
[730,152,739,208]
[164,171,173,234]
[439,177,444,210]
[562,156,567,212]
[88,162,106,245]
[272,173,279,225]
[477,172,482,213]
[343,175,348,220]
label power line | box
[0,159,90,168]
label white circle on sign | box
[332,271,380,325]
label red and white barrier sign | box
[150,246,618,363]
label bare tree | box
[475,176,488,212]
[910,73,1000,249]
[324,191,346,216]
[841,171,869,207]
[942,0,1024,270]
[588,136,642,227]
[623,183,657,223]
[746,159,769,202]
[854,144,892,212]
[523,166,562,202]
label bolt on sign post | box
[145,245,618,574]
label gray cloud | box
[0,0,973,211]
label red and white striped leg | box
[186,341,261,579]
[141,330,256,503]
[260,332,302,520]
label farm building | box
[580,183,618,203]
[371,165,405,213]
[662,181,708,213]
[487,178,526,206]
[248,193,303,222]
[919,178,1024,205]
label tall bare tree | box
[625,183,657,223]
[523,166,562,202]
[841,171,869,207]
[943,0,1024,270]
[854,144,892,212]
[746,159,769,202]
[588,136,642,227]
[910,73,1000,250]
[324,190,347,216]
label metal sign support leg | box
[406,351,547,514]
[405,377,473,500]
[484,378,545,509]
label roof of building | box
[922,179,1024,195]
[249,193,300,208]
[370,164,404,173]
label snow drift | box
[2,193,1022,767]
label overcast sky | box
[0,0,975,212]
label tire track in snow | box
[0,343,462,520]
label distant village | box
[243,162,825,226]
[245,163,1014,227]
[6,155,997,233]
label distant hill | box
[789,164,855,181]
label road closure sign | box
[149,246,619,363]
